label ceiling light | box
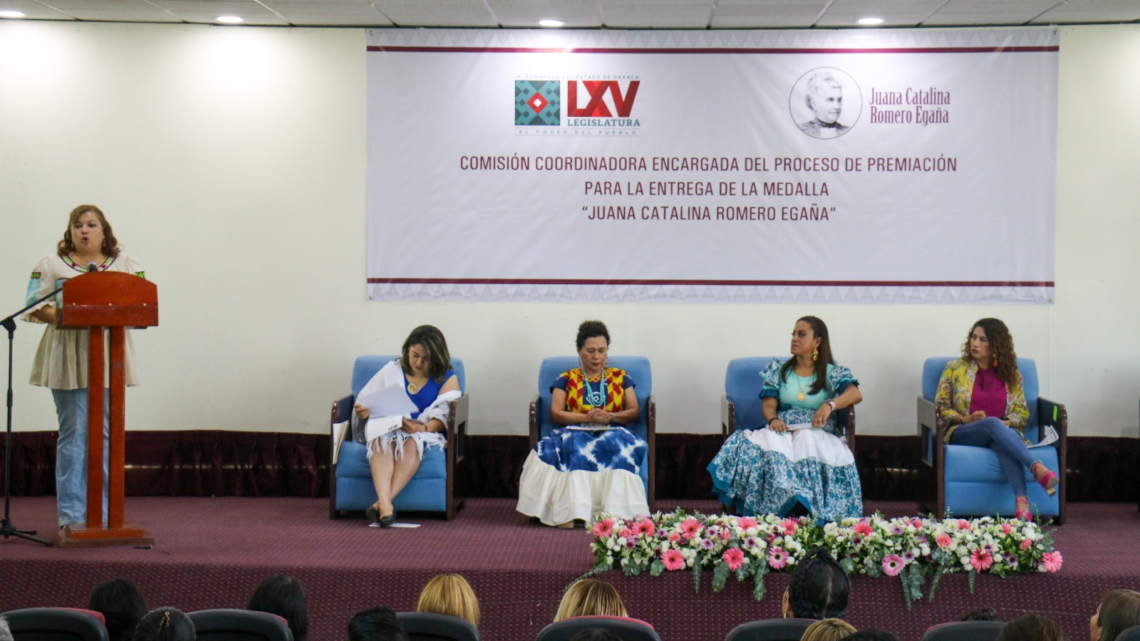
[0,9,26,18]
[216,15,243,24]
[857,17,884,26]
[538,19,563,28]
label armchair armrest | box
[646,393,657,508]
[839,403,856,453]
[329,393,354,520]
[529,393,541,450]
[448,394,470,463]
[916,396,939,467]
[721,395,736,436]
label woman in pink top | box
[934,318,1059,520]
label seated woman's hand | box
[401,418,425,433]
[963,411,987,424]
[768,418,788,433]
[812,404,832,428]
[353,404,370,420]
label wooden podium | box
[54,271,158,548]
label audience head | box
[247,574,308,641]
[840,632,898,641]
[960,608,1000,621]
[996,614,1069,641]
[567,630,625,641]
[400,325,452,383]
[1092,589,1140,641]
[783,547,850,620]
[88,578,148,641]
[802,618,858,641]
[416,573,480,628]
[0,617,12,641]
[961,317,1018,384]
[554,579,627,621]
[131,608,194,641]
[346,607,408,641]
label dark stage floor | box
[1,497,1138,641]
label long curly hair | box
[57,204,120,258]
[960,318,1018,385]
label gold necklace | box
[795,374,808,402]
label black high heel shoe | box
[379,510,397,528]
[365,505,381,525]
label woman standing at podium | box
[22,205,145,528]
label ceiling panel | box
[0,0,75,19]
[603,5,712,28]
[374,7,496,27]
[62,8,183,21]
[172,10,289,24]
[711,15,818,27]
[488,0,603,27]
[149,0,275,13]
[923,12,1042,26]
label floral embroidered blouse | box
[934,358,1029,443]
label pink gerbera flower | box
[722,548,745,571]
[592,518,616,538]
[852,521,874,537]
[935,533,952,548]
[1020,539,1033,550]
[738,516,759,530]
[637,518,656,538]
[1042,551,1063,573]
[662,548,685,571]
[780,518,798,535]
[681,517,701,540]
[769,546,788,569]
[882,554,905,577]
[970,549,993,571]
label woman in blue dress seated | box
[516,320,650,527]
[708,316,864,522]
[352,325,460,527]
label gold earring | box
[812,347,819,362]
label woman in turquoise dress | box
[516,320,650,527]
[708,316,864,522]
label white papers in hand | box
[358,383,418,421]
[567,424,617,431]
[1028,425,1059,449]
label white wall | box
[1,22,1138,439]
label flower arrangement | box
[585,511,1061,609]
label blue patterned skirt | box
[707,428,862,523]
[517,427,650,525]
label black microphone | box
[87,263,99,273]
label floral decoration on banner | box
[584,511,1061,609]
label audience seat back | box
[1116,626,1140,641]
[188,609,292,641]
[724,618,815,641]
[534,616,660,641]
[3,608,109,641]
[920,621,1006,641]
[396,612,480,641]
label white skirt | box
[516,450,650,526]
[367,429,446,460]
[742,427,854,467]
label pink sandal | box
[1014,496,1032,521]
[1032,463,1059,496]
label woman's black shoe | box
[365,506,380,525]
[379,511,397,528]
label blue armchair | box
[528,356,655,507]
[917,357,1067,523]
[719,357,856,514]
[329,356,468,520]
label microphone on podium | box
[87,263,99,273]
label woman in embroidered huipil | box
[708,316,863,523]
[516,320,649,527]
[352,325,460,527]
[22,205,146,528]
[934,318,1058,520]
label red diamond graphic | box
[528,92,548,114]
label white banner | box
[366,28,1057,304]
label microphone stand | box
[1,283,67,546]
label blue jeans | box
[949,416,1038,497]
[52,388,109,527]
